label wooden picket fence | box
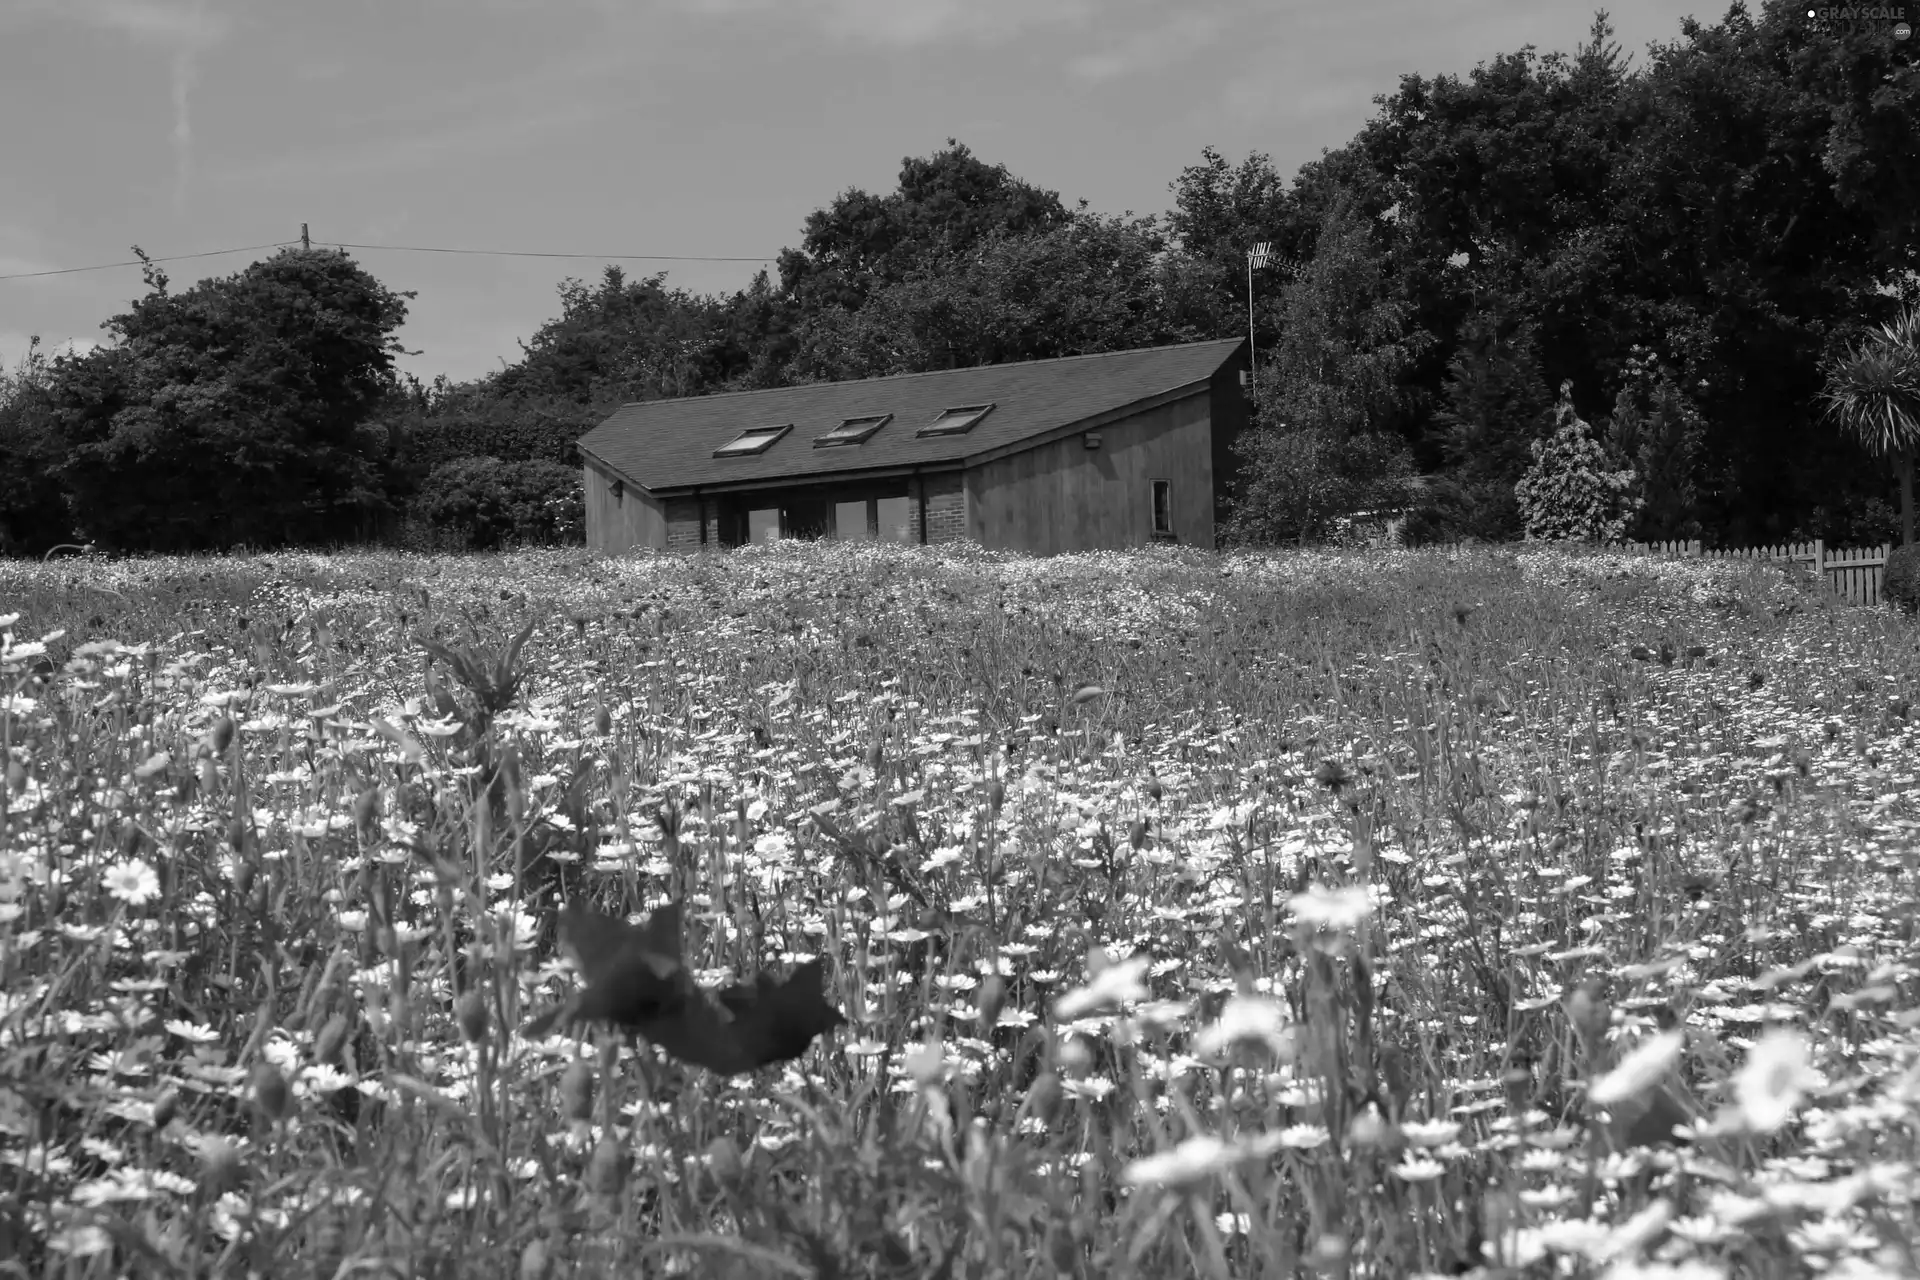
[1622,539,1892,607]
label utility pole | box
[1247,242,1271,393]
[300,223,310,251]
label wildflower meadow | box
[1,540,1916,1279]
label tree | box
[1433,304,1555,486]
[787,213,1216,380]
[1165,146,1303,354]
[1252,197,1432,435]
[1602,345,1704,542]
[490,266,762,404]
[1817,303,1920,547]
[43,248,411,551]
[1516,380,1642,542]
[0,337,76,554]
[1314,3,1917,541]
[776,141,1071,319]
[1224,198,1427,546]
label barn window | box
[917,403,995,437]
[814,414,891,448]
[714,423,792,457]
[1151,479,1173,536]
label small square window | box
[814,413,892,448]
[714,423,792,457]
[1151,479,1173,536]
[917,403,995,437]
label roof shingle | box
[577,338,1244,493]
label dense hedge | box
[415,456,585,550]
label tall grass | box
[0,540,1915,1278]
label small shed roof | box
[577,338,1246,494]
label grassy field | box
[1,540,1916,1279]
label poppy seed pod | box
[1048,1228,1078,1273]
[975,977,1008,1034]
[252,1063,292,1122]
[585,1134,626,1198]
[199,1136,242,1193]
[560,1060,594,1124]
[313,1014,351,1065]
[1024,1071,1062,1124]
[455,991,489,1044]
[353,787,381,838]
[705,1135,744,1184]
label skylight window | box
[814,413,892,448]
[713,423,792,458]
[916,403,996,438]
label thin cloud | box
[671,0,1094,47]
[1068,9,1233,82]
[15,0,232,211]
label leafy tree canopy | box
[42,248,411,552]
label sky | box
[0,0,1701,387]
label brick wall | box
[664,497,703,550]
[914,471,968,544]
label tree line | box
[1,2,1915,556]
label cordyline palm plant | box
[1818,302,1920,546]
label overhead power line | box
[333,241,777,263]
[0,237,778,284]
[0,241,300,281]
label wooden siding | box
[583,458,666,553]
[963,390,1215,554]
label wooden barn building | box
[576,337,1250,556]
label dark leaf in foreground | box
[717,959,849,1070]
[522,900,847,1076]
[521,902,686,1040]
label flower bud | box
[585,1134,626,1198]
[200,1136,242,1193]
[313,1013,351,1065]
[1024,1071,1062,1124]
[705,1135,743,1184]
[455,990,489,1044]
[560,1060,594,1124]
[252,1064,291,1122]
[975,977,1008,1034]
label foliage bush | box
[1399,475,1523,546]
[1884,543,1920,613]
[1601,352,1705,543]
[1515,381,1642,543]
[414,456,584,550]
[389,392,610,475]
[1224,426,1415,548]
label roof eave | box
[646,458,970,499]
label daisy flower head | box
[1733,1028,1818,1134]
[104,860,162,908]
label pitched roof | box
[577,338,1245,494]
